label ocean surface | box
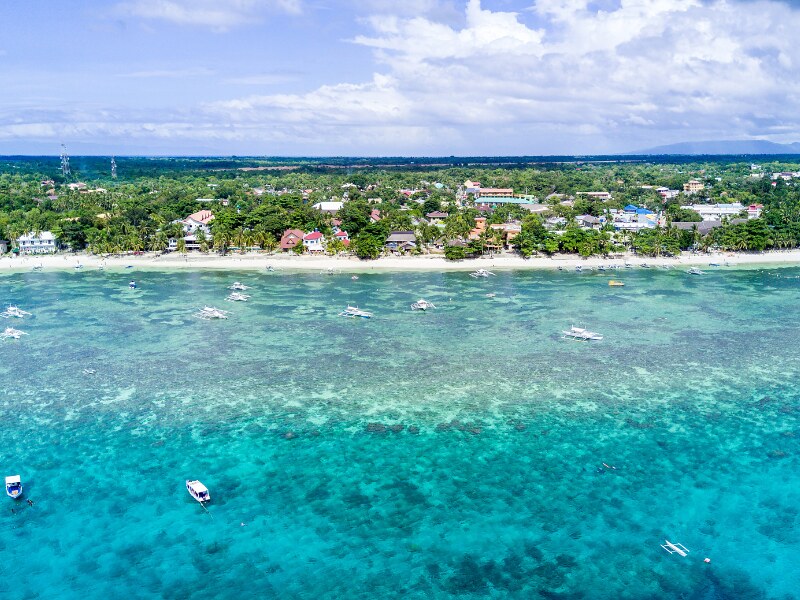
[1,265,799,599]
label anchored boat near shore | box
[339,306,373,319]
[563,325,603,341]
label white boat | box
[563,325,603,341]
[5,475,22,499]
[195,306,230,320]
[411,299,436,311]
[351,275,359,280]
[688,268,705,275]
[129,281,136,289]
[339,306,373,319]
[470,269,495,278]
[485,293,496,298]
[226,292,250,302]
[1,327,27,340]
[32,264,43,271]
[661,540,689,557]
[229,282,249,291]
[186,479,210,503]
[82,368,96,375]
[1,306,31,319]
[74,263,83,270]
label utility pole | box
[60,144,71,177]
[111,156,117,179]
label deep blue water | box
[1,266,799,599]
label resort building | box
[683,180,704,194]
[312,201,344,214]
[280,229,304,251]
[182,210,215,235]
[17,231,58,254]
[302,231,325,253]
[576,215,603,230]
[577,192,612,201]
[680,203,747,221]
[334,231,351,247]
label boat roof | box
[5,475,20,484]
[187,480,208,492]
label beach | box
[4,248,800,273]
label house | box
[489,222,522,249]
[66,182,87,191]
[683,180,704,194]
[656,187,680,200]
[672,219,747,236]
[17,231,58,254]
[520,203,551,215]
[576,215,602,230]
[426,211,449,225]
[385,231,417,252]
[0,240,8,254]
[280,229,305,251]
[182,210,214,235]
[303,231,325,253]
[478,187,514,198]
[370,209,382,223]
[312,201,344,214]
[748,204,764,219]
[334,231,351,247]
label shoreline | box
[3,249,800,273]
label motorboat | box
[229,282,249,291]
[411,299,436,311]
[563,325,603,341]
[195,306,230,320]
[83,368,96,375]
[1,327,27,340]
[351,275,359,280]
[1,306,31,319]
[186,480,210,503]
[687,268,705,275]
[339,306,373,319]
[485,293,496,298]
[226,292,250,302]
[709,262,720,267]
[608,280,625,287]
[470,269,495,278]
[74,263,83,270]
[5,475,22,499]
[129,281,136,289]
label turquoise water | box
[1,266,799,599]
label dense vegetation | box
[1,155,799,258]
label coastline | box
[3,249,800,273]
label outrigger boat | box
[1,327,27,340]
[5,475,22,499]
[411,299,436,311]
[339,306,373,319]
[1,306,31,319]
[470,269,495,278]
[229,282,249,291]
[226,292,250,302]
[195,306,229,320]
[608,280,625,287]
[687,267,705,275]
[186,479,210,503]
[563,325,603,341]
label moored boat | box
[470,269,495,278]
[608,280,625,287]
[186,479,210,503]
[5,475,22,499]
[339,306,373,319]
[687,267,705,275]
[411,299,436,311]
[563,325,603,341]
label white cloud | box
[7,0,800,153]
[114,0,301,30]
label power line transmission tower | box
[111,157,117,179]
[60,144,71,177]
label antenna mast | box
[111,156,117,179]
[60,144,71,177]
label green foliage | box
[444,245,466,261]
[352,232,383,259]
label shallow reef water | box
[0,266,799,598]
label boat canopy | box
[188,480,208,494]
[5,475,20,484]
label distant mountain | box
[634,140,800,155]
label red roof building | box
[280,229,304,250]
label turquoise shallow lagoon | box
[1,267,799,599]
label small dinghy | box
[129,281,136,289]
[186,480,210,503]
[5,475,22,499]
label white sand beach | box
[4,249,800,273]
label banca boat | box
[1,306,31,319]
[687,267,705,275]
[563,325,603,341]
[339,306,373,319]
[1,327,27,340]
[411,299,436,311]
[470,269,496,278]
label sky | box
[1,0,800,156]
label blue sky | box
[1,0,799,155]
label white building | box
[681,203,746,222]
[312,201,344,214]
[18,231,58,254]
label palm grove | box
[0,156,796,259]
